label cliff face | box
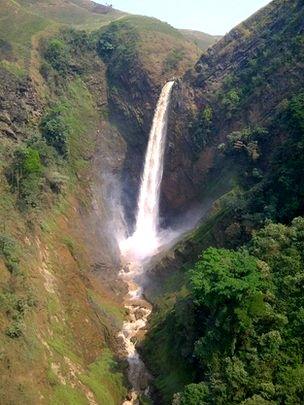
[97,16,201,225]
[162,0,304,214]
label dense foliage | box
[222,92,304,229]
[96,21,140,82]
[40,105,69,157]
[7,145,44,210]
[160,218,304,404]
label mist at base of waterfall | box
[119,201,207,265]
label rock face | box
[99,17,201,226]
[162,0,304,214]
[109,67,160,226]
[0,69,40,139]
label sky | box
[100,0,271,35]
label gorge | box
[0,0,304,404]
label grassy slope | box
[118,15,201,81]
[0,1,129,404]
[0,0,52,68]
[0,0,125,72]
[0,71,127,404]
[180,29,221,50]
[17,0,125,27]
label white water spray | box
[118,81,174,404]
[120,81,175,261]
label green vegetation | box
[53,385,87,405]
[41,105,69,156]
[96,20,140,81]
[43,38,70,76]
[164,48,186,72]
[0,233,20,274]
[119,16,183,39]
[180,29,220,50]
[7,145,44,210]
[220,88,241,118]
[0,61,27,78]
[0,0,49,65]
[146,219,304,404]
[189,105,214,154]
[0,287,36,339]
[39,28,97,88]
[221,92,304,228]
[80,349,127,405]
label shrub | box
[8,146,45,210]
[0,233,20,274]
[221,89,241,118]
[177,383,210,405]
[189,105,214,153]
[164,48,186,72]
[40,106,69,157]
[5,321,23,338]
[43,38,69,75]
[96,21,139,79]
[0,290,36,338]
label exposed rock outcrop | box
[162,0,304,213]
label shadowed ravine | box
[118,82,175,403]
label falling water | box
[120,80,175,260]
[118,81,174,404]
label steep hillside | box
[180,29,221,50]
[0,0,125,67]
[17,0,125,27]
[142,0,304,403]
[0,20,129,402]
[2,0,304,403]
[0,0,202,403]
[162,0,304,217]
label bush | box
[177,383,210,405]
[164,48,186,72]
[221,89,241,118]
[5,321,23,338]
[43,38,69,75]
[40,106,69,157]
[8,146,45,210]
[189,105,214,153]
[0,290,37,338]
[0,233,20,274]
[96,21,139,80]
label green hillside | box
[1,0,304,404]
[0,1,202,403]
[142,0,304,403]
[180,29,221,50]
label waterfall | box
[118,81,174,404]
[120,80,174,261]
